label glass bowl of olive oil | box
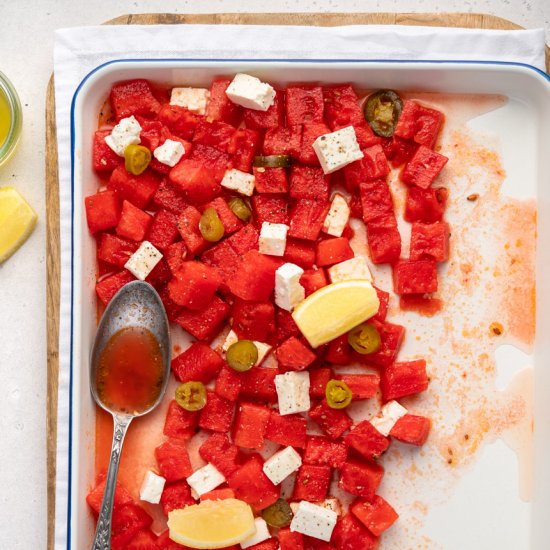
[0,72,22,167]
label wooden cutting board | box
[45,12,549,549]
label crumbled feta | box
[259,222,289,257]
[371,400,408,437]
[124,240,163,281]
[290,501,338,541]
[225,73,276,111]
[275,371,310,415]
[275,263,305,312]
[240,517,271,549]
[263,446,302,485]
[139,470,166,504]
[186,463,226,497]
[220,169,256,196]
[222,330,272,366]
[170,87,210,115]
[290,498,342,516]
[312,126,364,174]
[322,193,351,237]
[104,115,142,156]
[328,255,373,283]
[153,139,185,167]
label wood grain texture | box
[46,12,549,550]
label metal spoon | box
[89,281,171,550]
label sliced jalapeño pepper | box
[199,207,225,242]
[261,498,294,528]
[175,381,207,411]
[347,322,382,355]
[124,144,152,175]
[226,340,258,372]
[252,154,291,168]
[326,379,353,409]
[228,197,252,222]
[364,90,403,138]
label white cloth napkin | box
[53,23,547,549]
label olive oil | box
[0,89,10,148]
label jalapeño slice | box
[175,381,207,412]
[228,197,252,222]
[199,207,225,242]
[347,322,382,355]
[226,340,258,372]
[326,379,353,409]
[252,155,291,168]
[124,144,152,175]
[261,498,294,528]
[364,90,403,138]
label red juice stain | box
[400,295,443,317]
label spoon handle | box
[91,414,133,550]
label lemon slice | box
[0,187,37,263]
[167,498,256,549]
[292,280,380,348]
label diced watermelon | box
[380,360,429,402]
[276,337,316,372]
[239,367,278,403]
[110,79,160,120]
[290,165,330,201]
[404,186,448,223]
[165,242,187,276]
[163,400,199,440]
[171,341,225,384]
[303,436,348,469]
[199,433,241,478]
[193,119,236,153]
[177,205,208,257]
[343,146,389,190]
[331,513,379,550]
[390,414,431,445]
[233,401,271,449]
[227,224,260,255]
[152,178,189,213]
[316,238,354,267]
[401,145,448,189]
[155,439,193,482]
[275,308,301,344]
[324,334,351,365]
[201,240,241,284]
[265,410,307,448]
[392,259,438,295]
[136,118,164,150]
[365,216,401,264]
[300,268,327,297]
[199,391,234,433]
[108,165,161,210]
[86,478,133,515]
[96,270,135,306]
[284,239,316,270]
[85,191,121,234]
[252,194,289,227]
[92,130,123,172]
[359,179,395,224]
[298,122,331,166]
[126,529,160,550]
[371,287,389,322]
[231,299,276,342]
[243,90,285,130]
[254,167,289,194]
[323,84,364,130]
[288,200,330,241]
[146,209,179,250]
[349,195,363,219]
[279,528,305,550]
[158,104,201,140]
[174,295,229,341]
[97,233,139,268]
[410,222,450,262]
[308,368,332,399]
[337,374,380,400]
[394,100,444,149]
[200,488,236,501]
[345,421,390,460]
[168,261,222,310]
[351,495,399,537]
[359,320,405,368]
[169,159,220,204]
[383,135,419,168]
[263,126,301,156]
[227,454,280,510]
[145,258,172,289]
[206,79,242,126]
[309,400,352,439]
[228,128,261,173]
[339,460,384,500]
[215,365,242,402]
[160,480,195,516]
[292,464,331,502]
[116,200,153,241]
[111,503,153,550]
[286,86,324,126]
[228,250,281,302]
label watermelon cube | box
[86,478,133,516]
[111,504,153,549]
[337,374,379,400]
[199,433,241,478]
[308,368,332,399]
[159,480,195,516]
[343,145,388,189]
[126,529,159,550]
[252,194,289,227]
[309,400,352,439]
[383,135,419,168]
[286,86,324,126]
[169,159,220,204]
[359,179,395,224]
[95,270,135,306]
[108,165,161,210]
[278,528,305,550]
[365,215,401,264]
[394,100,444,149]
[199,391,234,433]
[298,122,331,166]
[155,439,193,482]
[345,420,390,459]
[97,233,139,268]
[206,78,242,126]
[116,200,153,241]
[265,411,307,449]
[300,268,327,297]
[322,84,364,129]
[401,145,448,189]
[284,239,316,270]
[254,167,289,194]
[372,286,389,322]
[351,496,399,537]
[157,285,183,322]
[110,79,160,120]
[231,299,276,342]
[171,341,224,384]
[168,261,222,310]
[275,308,301,344]
[158,103,201,140]
[228,250,281,302]
[292,464,331,502]
[204,197,243,235]
[331,513,379,550]
[339,460,384,500]
[177,205,208,257]
[92,130,123,173]
[303,436,348,469]
[243,90,284,130]
[263,126,301,157]
[85,191,121,234]
[152,178,189,213]
[275,337,316,372]
[146,210,180,251]
[228,127,261,173]
[358,320,405,368]
[316,237,354,267]
[239,367,278,403]
[389,414,431,445]
[392,259,438,295]
[163,400,199,440]
[233,402,271,450]
[215,365,242,402]
[410,221,450,262]
[404,186,448,223]
[165,241,188,276]
[380,360,429,402]
[288,200,330,241]
[193,119,236,152]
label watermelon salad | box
[84,73,449,550]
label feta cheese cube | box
[223,330,272,366]
[312,126,363,175]
[263,446,302,485]
[186,463,226,497]
[240,517,271,549]
[226,73,276,112]
[139,470,166,504]
[371,400,408,437]
[275,371,310,415]
[259,222,289,257]
[222,329,239,352]
[220,169,256,196]
[328,256,373,283]
[323,194,351,237]
[153,139,185,167]
[105,115,142,156]
[290,501,338,541]
[170,87,210,115]
[275,263,305,312]
[124,241,163,281]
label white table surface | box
[0,1,548,548]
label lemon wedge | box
[292,280,380,348]
[0,187,37,263]
[167,498,256,549]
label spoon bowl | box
[89,281,171,549]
